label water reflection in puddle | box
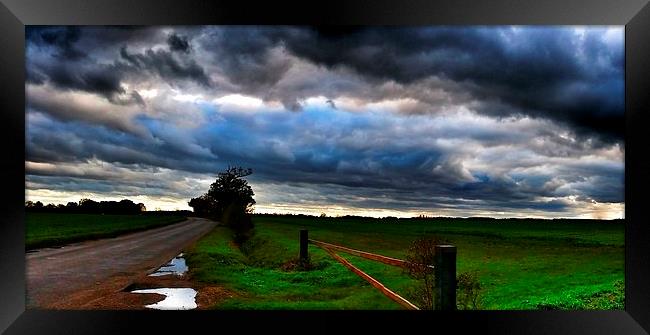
[149,253,187,277]
[132,288,197,310]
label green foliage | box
[223,203,255,244]
[189,166,255,218]
[26,213,185,249]
[457,271,483,310]
[239,235,284,268]
[189,166,256,243]
[535,280,624,310]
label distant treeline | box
[253,212,624,223]
[26,198,148,215]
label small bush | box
[280,256,316,271]
[586,280,624,310]
[403,236,445,310]
[456,271,483,310]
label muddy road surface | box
[26,217,217,308]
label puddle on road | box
[149,253,187,277]
[131,288,197,310]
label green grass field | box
[185,215,624,310]
[26,213,187,250]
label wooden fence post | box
[299,229,309,264]
[434,244,457,310]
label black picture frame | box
[1,0,649,334]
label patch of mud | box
[42,249,234,310]
[80,291,165,310]
[195,286,237,308]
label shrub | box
[280,256,316,271]
[403,236,445,310]
[456,271,483,310]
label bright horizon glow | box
[26,188,624,220]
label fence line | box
[308,239,411,268]
[299,229,456,310]
[319,245,420,310]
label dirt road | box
[26,217,218,308]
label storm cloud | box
[193,26,624,142]
[119,47,211,87]
[25,26,624,218]
[167,33,191,53]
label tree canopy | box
[188,166,256,242]
[25,198,146,214]
[189,166,255,218]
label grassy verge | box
[186,225,403,309]
[26,213,187,250]
[185,216,624,310]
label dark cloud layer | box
[26,104,624,214]
[28,26,87,60]
[119,47,211,87]
[199,27,293,95]
[196,27,623,142]
[167,33,191,53]
[43,62,125,98]
[26,26,211,103]
[25,26,625,217]
[26,26,624,142]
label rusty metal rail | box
[319,246,420,310]
[309,239,433,269]
[309,239,409,268]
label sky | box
[25,26,624,219]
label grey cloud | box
[27,26,624,142]
[195,26,623,142]
[28,61,126,99]
[26,111,219,173]
[167,33,191,53]
[119,47,211,87]
[26,89,145,136]
[197,27,294,92]
[28,26,87,60]
[27,174,199,199]
[27,99,624,212]
[110,91,146,106]
[26,26,210,105]
[25,26,624,217]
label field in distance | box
[186,215,624,310]
[26,213,187,250]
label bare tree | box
[403,236,443,310]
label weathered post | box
[434,244,457,310]
[299,229,309,265]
